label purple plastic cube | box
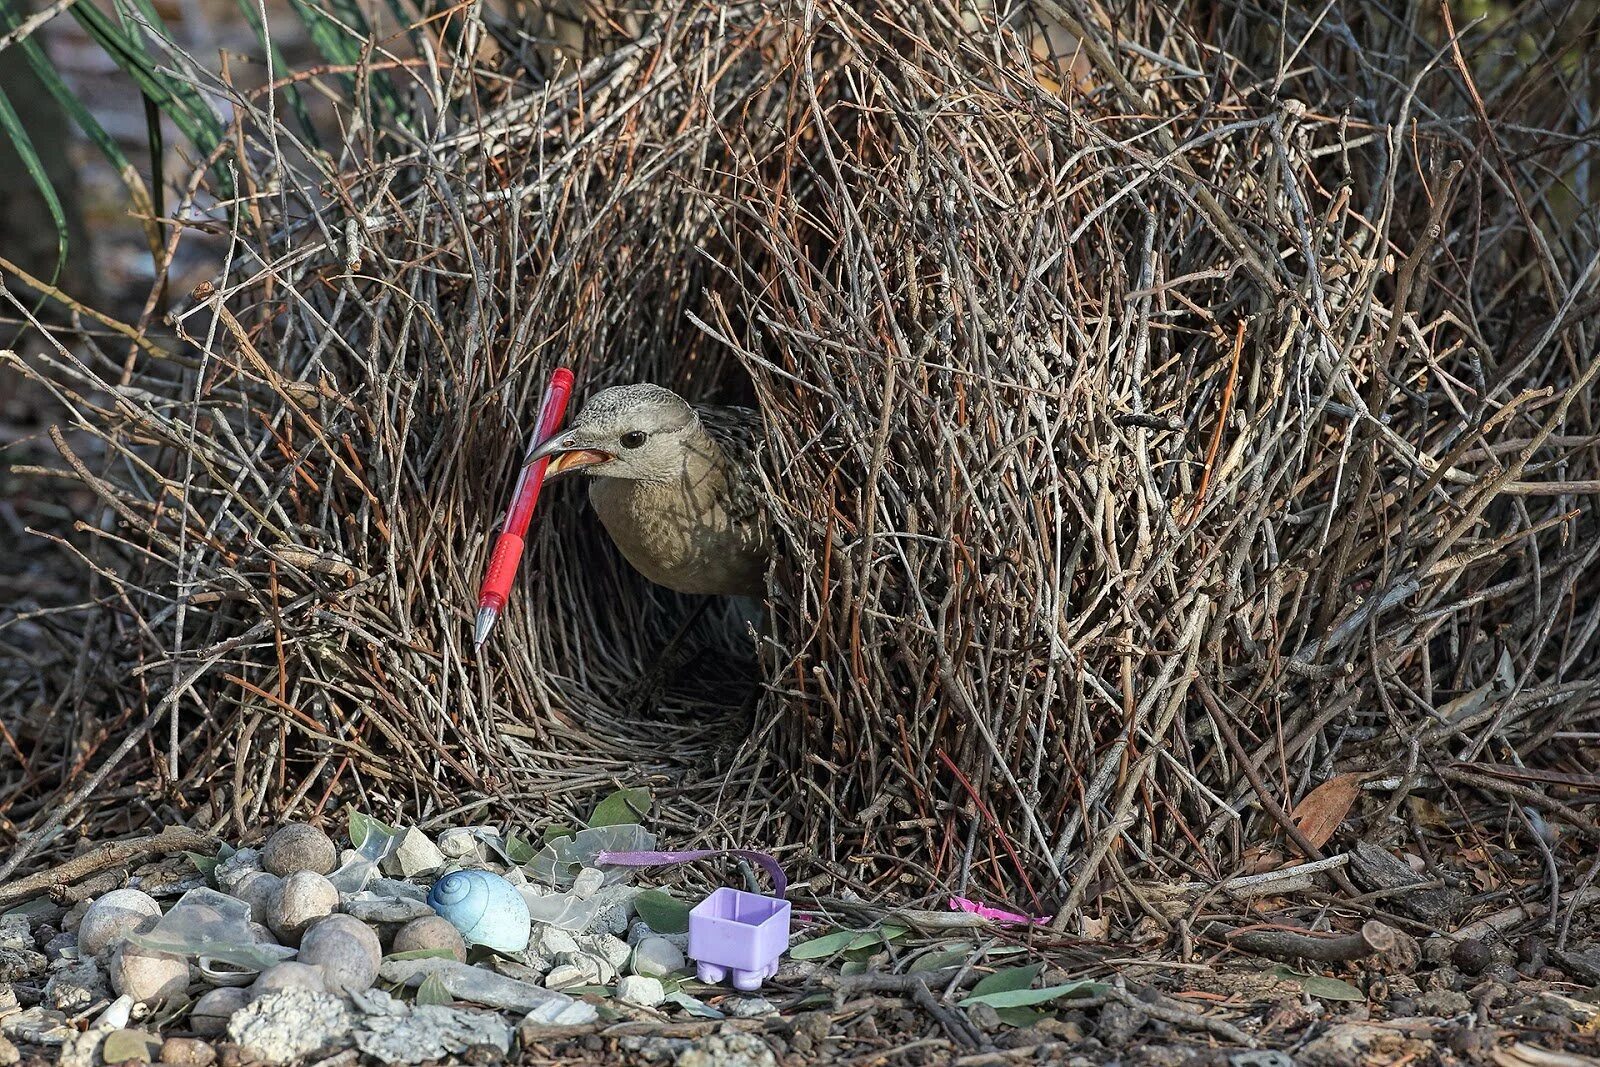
[687,887,791,991]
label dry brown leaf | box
[1240,842,1287,874]
[1290,773,1366,851]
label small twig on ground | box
[910,976,987,1050]
[0,826,218,907]
[1206,919,1403,963]
[1113,981,1257,1048]
[49,869,128,904]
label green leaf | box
[540,825,575,847]
[505,834,536,865]
[67,0,226,169]
[666,991,724,1018]
[185,852,219,878]
[383,949,459,962]
[588,788,652,828]
[229,0,318,143]
[840,959,868,976]
[790,925,908,961]
[960,980,1103,1009]
[1269,966,1364,1002]
[0,83,67,284]
[633,889,690,935]
[969,963,1044,998]
[415,973,452,1006]
[909,945,974,973]
[995,1007,1053,1028]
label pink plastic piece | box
[687,887,791,991]
[949,895,1052,925]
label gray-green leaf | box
[185,852,220,878]
[415,973,452,1005]
[960,980,1103,1009]
[969,962,1044,997]
[666,991,724,1018]
[1269,965,1365,1002]
[634,889,691,935]
[790,926,907,960]
[588,788,652,828]
[505,834,536,864]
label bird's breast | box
[588,477,767,597]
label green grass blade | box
[0,6,160,247]
[231,0,321,146]
[0,81,68,285]
[68,0,224,155]
[283,0,410,130]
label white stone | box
[615,975,665,1008]
[383,828,446,879]
[729,997,777,1018]
[232,871,282,925]
[106,943,189,1004]
[355,1004,513,1065]
[191,987,250,1036]
[630,937,685,978]
[552,951,612,984]
[228,989,353,1065]
[542,964,589,990]
[584,933,632,972]
[435,829,485,862]
[570,867,605,900]
[677,1031,777,1067]
[536,927,579,957]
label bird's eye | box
[620,431,648,450]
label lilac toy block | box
[687,887,791,991]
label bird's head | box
[525,383,703,483]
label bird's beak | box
[524,431,613,478]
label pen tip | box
[474,607,497,649]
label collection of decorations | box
[3,799,792,1064]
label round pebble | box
[1453,938,1491,976]
[107,942,190,1003]
[160,1036,217,1066]
[267,871,338,946]
[260,824,337,877]
[247,961,326,1000]
[79,889,162,958]
[297,915,381,993]
[392,916,467,963]
[190,987,250,1036]
[231,871,281,925]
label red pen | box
[474,367,575,648]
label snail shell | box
[426,870,530,953]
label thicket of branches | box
[4,0,1600,920]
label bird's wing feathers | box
[695,404,767,525]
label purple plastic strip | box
[596,848,788,899]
